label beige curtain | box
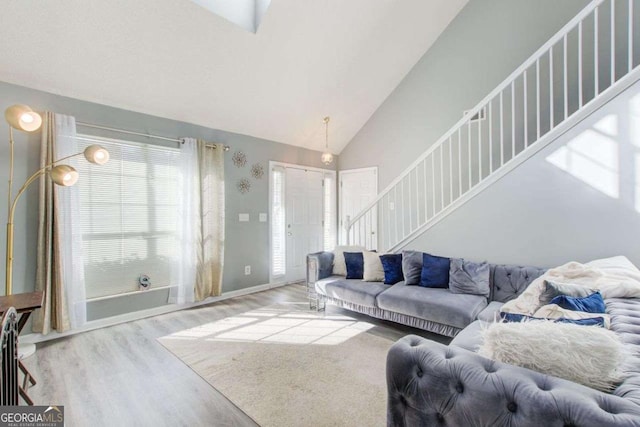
[195,140,225,300]
[33,112,68,334]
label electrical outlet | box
[244,265,251,275]
[389,202,395,211]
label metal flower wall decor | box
[237,178,251,194]
[232,151,247,168]
[251,163,264,180]
[232,151,260,193]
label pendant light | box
[321,116,334,165]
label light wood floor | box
[22,284,450,427]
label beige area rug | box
[158,302,393,427]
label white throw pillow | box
[333,245,366,276]
[586,256,640,299]
[479,320,626,391]
[586,255,639,272]
[362,251,385,282]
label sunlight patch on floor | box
[163,306,375,346]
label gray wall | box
[339,0,591,188]
[405,78,640,268]
[0,81,335,321]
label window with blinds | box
[271,167,286,277]
[76,135,180,299]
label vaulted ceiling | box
[0,0,467,153]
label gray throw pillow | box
[449,258,490,297]
[539,280,596,306]
[402,250,423,285]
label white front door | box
[339,167,378,249]
[285,168,324,282]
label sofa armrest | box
[476,301,504,323]
[387,335,640,427]
[306,251,334,284]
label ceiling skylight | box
[190,0,271,33]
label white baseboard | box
[21,281,294,345]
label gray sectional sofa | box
[306,251,545,337]
[386,300,640,426]
[385,258,640,426]
[311,250,640,425]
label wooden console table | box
[0,291,43,405]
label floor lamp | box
[4,105,109,357]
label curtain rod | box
[76,121,231,150]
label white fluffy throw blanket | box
[480,320,626,391]
[501,256,640,316]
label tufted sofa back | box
[386,334,640,426]
[489,264,546,303]
[308,252,545,304]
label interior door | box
[339,167,378,249]
[285,168,324,282]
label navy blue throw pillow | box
[554,317,605,327]
[380,254,404,285]
[344,252,364,280]
[500,312,605,327]
[549,291,606,314]
[419,253,450,288]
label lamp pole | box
[6,126,15,296]
[4,105,109,297]
[5,154,83,295]
[4,149,110,296]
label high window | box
[190,0,271,33]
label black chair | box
[0,307,19,405]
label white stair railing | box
[347,0,640,252]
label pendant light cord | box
[324,116,330,150]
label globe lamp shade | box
[5,105,42,132]
[50,165,79,187]
[83,144,110,165]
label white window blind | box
[323,174,337,251]
[76,136,180,299]
[271,166,286,277]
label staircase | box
[346,0,640,252]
